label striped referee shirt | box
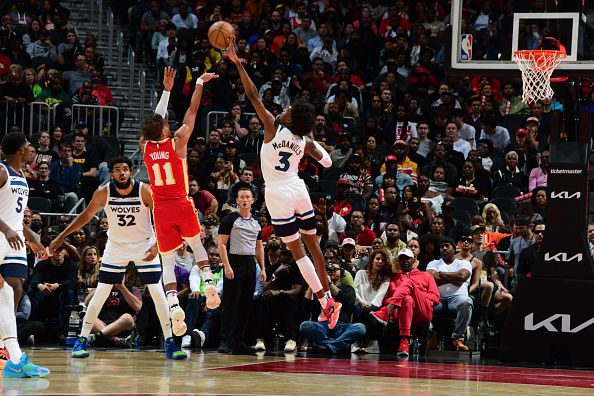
[218,212,262,256]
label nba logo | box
[460,34,473,61]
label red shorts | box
[153,197,201,253]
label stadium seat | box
[28,197,52,213]
[239,153,258,166]
[452,210,472,228]
[492,185,521,198]
[489,197,517,217]
[452,197,480,215]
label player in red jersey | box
[140,67,219,336]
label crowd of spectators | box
[2,0,594,355]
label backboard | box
[448,0,594,77]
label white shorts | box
[265,178,316,240]
[101,239,161,274]
[0,231,28,279]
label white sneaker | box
[204,284,221,309]
[170,305,187,336]
[284,339,296,353]
[362,340,380,354]
[181,335,192,348]
[254,338,266,351]
[192,329,206,347]
[351,343,362,353]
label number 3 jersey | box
[143,138,189,202]
[0,160,28,236]
[105,180,156,247]
[261,124,306,185]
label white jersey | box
[0,161,28,235]
[261,124,305,185]
[104,180,156,247]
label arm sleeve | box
[154,90,170,118]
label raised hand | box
[162,66,176,92]
[222,36,239,64]
[199,72,219,83]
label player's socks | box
[79,283,113,338]
[147,283,174,338]
[295,255,323,297]
[0,283,22,364]
[165,290,186,336]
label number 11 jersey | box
[261,124,305,185]
[143,138,189,202]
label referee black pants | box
[220,254,256,350]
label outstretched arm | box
[49,187,107,254]
[223,36,276,143]
[173,72,219,154]
[155,67,176,118]
[304,137,332,168]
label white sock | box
[147,283,173,340]
[161,251,177,286]
[165,289,179,307]
[199,265,213,284]
[80,282,114,337]
[0,283,22,363]
[295,256,324,306]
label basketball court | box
[1,348,594,395]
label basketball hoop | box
[513,50,566,104]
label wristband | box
[195,78,204,86]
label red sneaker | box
[397,337,409,358]
[370,308,389,326]
[0,348,9,361]
[321,299,342,330]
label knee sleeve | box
[0,283,16,339]
[161,251,177,285]
[147,283,172,339]
[185,235,208,263]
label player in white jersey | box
[224,39,342,328]
[0,132,50,377]
[49,157,186,359]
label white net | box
[513,50,566,104]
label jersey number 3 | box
[151,162,175,186]
[274,152,292,172]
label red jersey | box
[144,138,189,202]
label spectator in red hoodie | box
[370,248,440,358]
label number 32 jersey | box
[105,180,155,247]
[261,124,306,185]
[143,138,189,202]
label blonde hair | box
[482,203,502,231]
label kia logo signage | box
[525,313,594,333]
[544,252,583,262]
[550,191,581,199]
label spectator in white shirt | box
[445,121,471,159]
[171,1,198,29]
[452,109,476,149]
[309,36,338,68]
[426,238,473,351]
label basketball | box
[208,21,234,50]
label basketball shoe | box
[170,304,187,336]
[164,337,187,359]
[2,353,50,378]
[370,308,389,326]
[72,336,90,358]
[397,338,410,358]
[204,283,220,309]
[318,299,342,330]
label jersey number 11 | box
[151,162,176,186]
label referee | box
[217,186,266,354]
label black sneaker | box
[217,344,230,354]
